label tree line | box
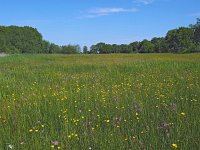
[0,19,200,54]
[85,19,200,54]
[0,26,80,54]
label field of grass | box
[0,54,200,150]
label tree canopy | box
[0,26,81,54]
[89,19,200,54]
[0,19,200,54]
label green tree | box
[138,40,154,53]
[151,37,167,53]
[83,46,89,54]
[165,27,195,53]
[0,26,43,53]
[193,18,200,44]
[61,44,81,54]
[130,42,140,53]
[49,43,61,53]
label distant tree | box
[151,37,167,53]
[1,19,200,54]
[138,39,154,53]
[193,18,200,44]
[119,44,133,53]
[165,27,195,53]
[49,43,61,53]
[42,40,51,53]
[90,45,99,54]
[83,46,88,54]
[130,41,140,53]
[111,44,119,53]
[0,26,43,53]
[61,44,81,54]
[95,43,106,54]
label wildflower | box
[105,120,110,123]
[35,129,39,132]
[51,145,55,148]
[171,143,178,148]
[8,144,13,149]
[29,129,33,132]
[51,141,59,146]
[41,125,45,128]
[181,112,186,116]
[68,135,71,139]
[20,142,25,145]
[58,146,61,149]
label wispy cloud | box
[133,0,154,5]
[85,7,138,18]
[188,13,200,17]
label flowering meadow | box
[0,54,200,149]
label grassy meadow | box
[0,54,200,150]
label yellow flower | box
[41,125,45,128]
[105,120,110,123]
[35,129,39,132]
[29,129,33,132]
[51,145,55,148]
[181,112,186,116]
[58,146,61,149]
[172,143,178,148]
[67,135,71,139]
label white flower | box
[8,144,13,149]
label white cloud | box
[133,0,154,5]
[188,13,200,17]
[85,7,138,18]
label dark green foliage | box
[1,19,200,54]
[90,43,133,54]
[83,46,89,54]
[194,26,200,44]
[89,19,200,54]
[0,26,81,54]
[138,39,154,53]
[0,26,43,53]
[165,27,195,53]
[151,37,167,53]
[61,44,81,54]
[193,19,200,44]
[130,41,140,52]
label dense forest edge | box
[0,19,200,54]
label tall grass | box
[0,54,200,149]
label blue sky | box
[0,0,199,48]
